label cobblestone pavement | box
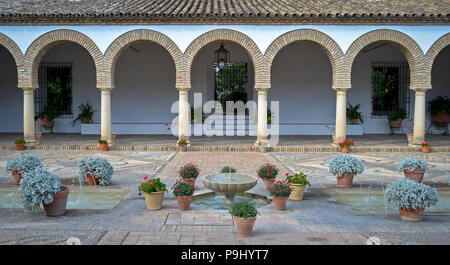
[0,150,449,245]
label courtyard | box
[1,148,449,245]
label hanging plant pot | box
[403,169,425,183]
[261,178,275,190]
[341,146,350,153]
[289,184,306,201]
[399,208,424,222]
[12,170,23,185]
[99,143,108,151]
[273,196,288,210]
[15,143,25,151]
[176,195,192,211]
[43,186,70,217]
[143,191,165,210]
[86,173,100,185]
[337,172,355,187]
[233,216,256,236]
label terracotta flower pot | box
[86,173,100,185]
[406,134,414,144]
[351,119,358,125]
[43,186,70,217]
[432,111,449,128]
[16,143,25,151]
[143,191,165,210]
[389,120,402,131]
[337,172,355,187]
[12,170,23,185]
[176,195,193,211]
[233,216,256,236]
[43,120,54,131]
[403,169,425,183]
[261,178,275,190]
[289,184,306,201]
[179,146,187,152]
[422,146,431,153]
[99,143,108,151]
[399,208,424,222]
[273,196,289,210]
[340,146,350,153]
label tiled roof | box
[0,0,449,24]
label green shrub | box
[172,180,195,196]
[269,181,292,197]
[179,163,200,179]
[221,166,236,173]
[428,96,450,116]
[286,172,311,187]
[388,108,407,121]
[14,137,26,144]
[138,177,167,193]
[229,201,258,218]
[384,179,438,210]
[257,163,278,179]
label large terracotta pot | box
[399,208,424,222]
[432,111,449,128]
[43,185,70,217]
[99,143,108,151]
[12,170,23,185]
[176,195,193,211]
[337,172,355,187]
[404,169,425,183]
[144,191,165,210]
[351,118,358,125]
[273,196,289,210]
[233,216,256,236]
[406,134,414,144]
[43,120,54,131]
[16,143,25,151]
[261,178,275,190]
[422,146,431,153]
[86,173,99,185]
[389,120,402,131]
[341,146,350,153]
[289,184,306,201]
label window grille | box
[214,62,248,112]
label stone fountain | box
[201,173,258,200]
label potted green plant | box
[346,103,364,125]
[6,155,42,185]
[177,138,188,152]
[19,167,70,216]
[138,177,167,210]
[421,142,431,153]
[337,138,353,153]
[397,156,428,183]
[179,163,200,185]
[285,172,311,201]
[269,180,292,210]
[328,154,364,187]
[77,157,114,186]
[98,139,108,151]
[388,108,406,131]
[384,179,438,221]
[14,137,26,150]
[257,163,278,190]
[230,201,258,236]
[172,179,195,211]
[427,96,450,129]
[72,102,95,127]
[36,105,60,131]
[221,166,236,173]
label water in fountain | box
[8,188,20,209]
[381,181,388,216]
[201,171,258,202]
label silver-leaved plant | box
[77,156,114,186]
[384,179,438,210]
[397,156,428,172]
[328,154,364,177]
[6,155,42,174]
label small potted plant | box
[98,139,108,151]
[346,103,364,125]
[269,180,292,210]
[428,96,449,129]
[179,163,200,185]
[400,118,414,143]
[384,179,438,221]
[177,138,188,152]
[6,155,42,185]
[172,179,195,211]
[421,142,431,153]
[14,137,26,150]
[230,201,258,236]
[36,105,60,132]
[285,172,311,201]
[328,154,364,187]
[397,156,428,183]
[388,108,406,131]
[338,138,353,153]
[71,102,96,127]
[19,167,70,217]
[34,121,43,142]
[257,163,278,190]
[256,140,269,152]
[138,177,167,210]
[221,166,236,173]
[77,157,114,186]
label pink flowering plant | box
[14,137,26,144]
[269,180,293,197]
[179,163,200,180]
[257,163,278,179]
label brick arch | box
[0,32,25,86]
[103,29,183,89]
[183,29,266,90]
[24,29,103,88]
[264,29,345,89]
[344,29,428,90]
[424,33,450,81]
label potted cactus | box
[269,180,292,210]
[77,157,114,186]
[6,155,42,185]
[19,167,69,216]
[421,142,431,153]
[172,179,195,211]
[179,163,200,185]
[257,163,278,190]
[14,137,26,150]
[138,177,167,210]
[328,154,364,187]
[397,157,428,183]
[97,139,108,151]
[230,201,258,236]
[285,172,311,201]
[384,179,438,221]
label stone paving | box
[0,150,449,245]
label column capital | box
[410,86,431,92]
[98,87,113,92]
[255,83,271,91]
[332,86,351,91]
[19,86,36,91]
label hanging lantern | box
[215,42,230,69]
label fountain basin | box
[192,192,271,210]
[201,173,257,194]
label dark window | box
[371,62,410,117]
[36,63,73,118]
[214,62,248,112]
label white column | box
[257,89,268,143]
[23,87,36,143]
[178,89,191,141]
[412,89,426,145]
[335,89,347,143]
[100,88,112,142]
